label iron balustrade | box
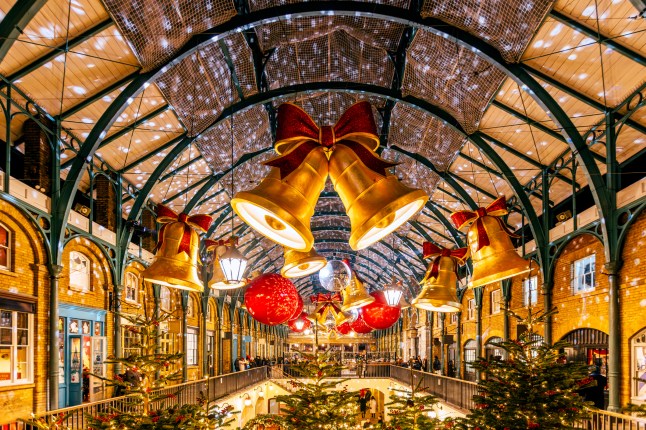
[6,366,269,429]
[9,365,646,429]
[390,365,477,412]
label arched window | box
[464,339,477,381]
[207,303,215,322]
[69,252,91,292]
[160,286,171,312]
[485,337,504,359]
[0,224,10,270]
[186,295,195,317]
[124,272,138,303]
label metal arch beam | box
[0,0,47,64]
[391,146,477,209]
[65,3,608,265]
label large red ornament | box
[245,274,300,326]
[288,312,311,333]
[289,294,304,321]
[336,321,352,335]
[350,310,373,334]
[361,291,401,330]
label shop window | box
[491,289,501,314]
[0,224,10,270]
[523,276,538,306]
[160,286,171,312]
[467,299,475,320]
[187,328,198,366]
[572,255,596,293]
[0,310,33,385]
[125,272,138,304]
[69,252,91,292]
[632,328,646,401]
[122,326,141,358]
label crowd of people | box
[233,355,282,371]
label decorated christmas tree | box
[83,302,237,430]
[384,377,441,430]
[453,308,592,430]
[244,351,360,430]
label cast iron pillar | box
[48,264,63,410]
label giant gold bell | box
[281,247,327,278]
[334,309,350,326]
[468,215,530,289]
[209,245,245,290]
[142,222,203,292]
[328,143,428,250]
[231,143,328,252]
[413,257,461,313]
[341,272,375,312]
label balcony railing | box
[5,367,269,429]
[8,365,646,430]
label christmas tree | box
[453,308,592,430]
[244,351,360,430]
[83,299,237,430]
[384,377,441,430]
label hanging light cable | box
[383,239,403,307]
[220,113,249,284]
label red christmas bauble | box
[350,310,373,334]
[288,312,311,333]
[289,294,304,321]
[361,291,401,330]
[245,273,300,325]
[336,321,352,335]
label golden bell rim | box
[281,248,327,278]
[411,297,461,313]
[468,265,530,289]
[142,275,203,293]
[232,195,313,251]
[349,189,428,250]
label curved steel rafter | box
[59,2,607,276]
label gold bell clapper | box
[281,247,327,278]
[328,143,428,250]
[142,205,213,293]
[451,196,530,289]
[341,271,375,312]
[205,239,245,290]
[412,242,466,313]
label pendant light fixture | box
[220,113,248,285]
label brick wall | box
[21,118,52,195]
[619,210,646,404]
[0,200,50,421]
[93,175,117,232]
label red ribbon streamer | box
[265,102,396,179]
[422,242,468,279]
[155,204,213,255]
[449,196,517,252]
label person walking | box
[433,356,441,374]
[357,358,365,378]
[370,396,378,419]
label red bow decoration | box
[310,292,342,304]
[265,102,396,179]
[422,242,468,279]
[449,196,517,252]
[204,237,238,251]
[155,204,213,255]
